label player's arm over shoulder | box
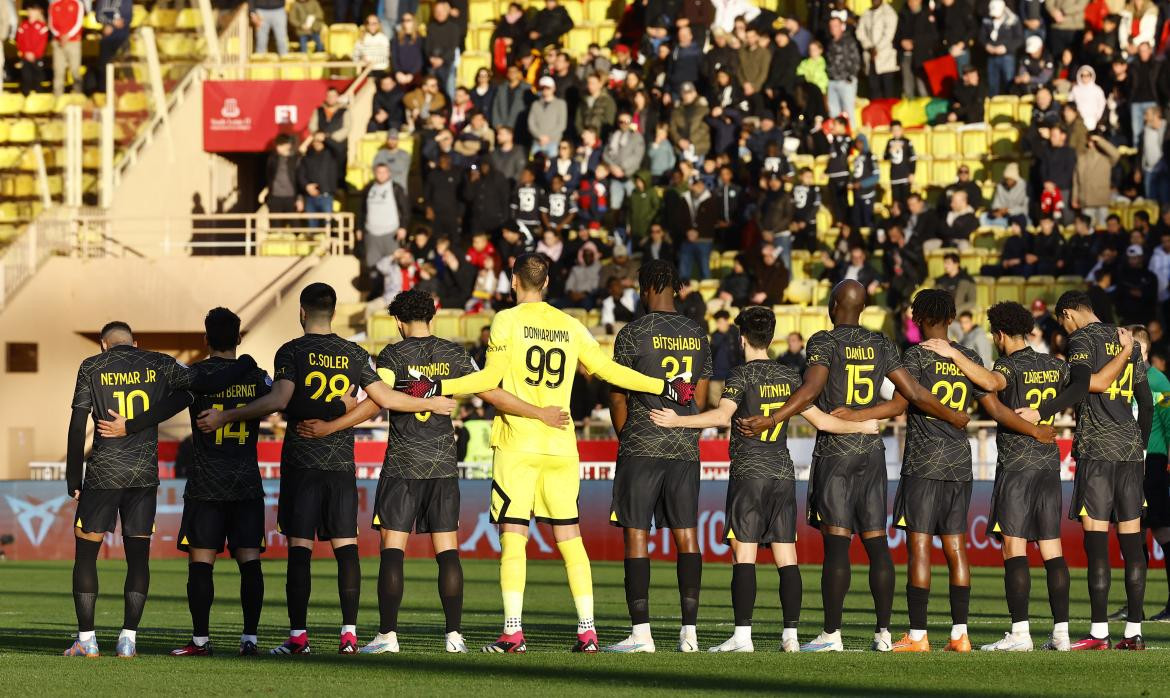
[439,309,514,395]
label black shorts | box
[807,449,887,533]
[277,468,358,541]
[725,478,797,545]
[75,486,157,537]
[178,498,267,553]
[893,476,972,536]
[372,477,460,534]
[987,468,1063,541]
[1144,453,1170,529]
[610,456,700,530]
[1069,458,1145,523]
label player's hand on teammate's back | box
[396,375,439,399]
[1117,327,1134,350]
[340,387,359,413]
[735,415,773,437]
[661,377,696,406]
[295,419,334,439]
[648,408,683,427]
[535,405,571,428]
[196,408,227,433]
[919,338,957,359]
[96,408,128,438]
[1032,424,1057,443]
[1014,406,1042,425]
[860,419,880,435]
[830,406,860,420]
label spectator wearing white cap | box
[979,0,1024,96]
[1012,34,1053,95]
[981,162,1029,229]
[528,75,567,158]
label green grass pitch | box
[3,558,1170,695]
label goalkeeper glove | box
[395,375,440,398]
[661,377,696,406]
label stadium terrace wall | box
[2,479,1159,568]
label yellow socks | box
[557,536,595,632]
[500,532,527,633]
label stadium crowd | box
[248,0,1170,358]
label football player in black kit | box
[650,306,879,653]
[196,283,456,655]
[98,308,280,656]
[65,320,256,658]
[737,280,969,652]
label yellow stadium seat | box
[131,4,147,27]
[468,24,494,52]
[434,309,464,339]
[860,307,888,334]
[990,125,1019,157]
[589,0,618,21]
[281,54,310,80]
[249,54,279,80]
[83,12,101,31]
[785,278,817,306]
[148,7,178,29]
[38,120,65,142]
[987,95,1018,125]
[698,278,719,301]
[930,158,958,186]
[960,128,988,157]
[790,249,811,281]
[926,248,958,278]
[468,1,496,25]
[960,249,985,276]
[904,128,927,157]
[0,93,24,116]
[12,174,35,197]
[799,309,832,338]
[326,23,359,59]
[564,1,585,24]
[1016,100,1033,124]
[175,8,202,30]
[54,94,87,112]
[993,276,1025,304]
[7,120,36,144]
[0,122,8,143]
[595,21,618,44]
[566,26,595,57]
[116,91,150,112]
[1024,275,1057,306]
[929,126,959,159]
[458,51,491,86]
[368,313,401,341]
[773,306,800,338]
[23,93,55,115]
[346,166,369,190]
[82,148,101,169]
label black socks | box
[1004,555,1031,623]
[379,548,405,634]
[73,537,101,632]
[677,552,702,626]
[731,563,755,627]
[436,549,463,634]
[1084,531,1110,624]
[187,561,214,638]
[907,584,930,631]
[122,537,151,631]
[334,544,361,627]
[623,557,651,625]
[862,536,894,631]
[778,564,801,628]
[1044,556,1070,624]
[949,584,970,626]
[286,546,312,630]
[821,534,852,633]
[238,559,264,636]
[1118,532,1147,624]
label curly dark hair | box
[1054,290,1092,319]
[987,301,1035,339]
[387,288,436,324]
[911,288,956,328]
[638,258,681,295]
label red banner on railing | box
[202,80,349,153]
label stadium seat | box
[785,278,817,306]
[468,1,496,25]
[904,129,927,158]
[148,7,178,29]
[249,54,279,80]
[1024,275,1057,305]
[346,166,369,190]
[54,94,87,112]
[22,93,55,115]
[566,26,595,57]
[799,308,831,338]
[993,276,1025,304]
[929,126,958,159]
[973,276,995,308]
[1015,100,1033,124]
[38,120,65,142]
[461,313,494,343]
[868,126,891,160]
[698,278,719,301]
[960,129,988,157]
[563,307,589,325]
[773,306,800,338]
[0,93,23,116]
[7,120,36,144]
[368,313,401,341]
[281,54,310,80]
[987,95,1018,125]
[469,24,494,52]
[458,52,491,86]
[989,125,1019,158]
[175,8,202,30]
[434,309,464,339]
[860,307,888,334]
[326,23,360,59]
[790,249,811,281]
[589,0,618,21]
[930,158,958,186]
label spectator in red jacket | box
[16,6,50,95]
[49,0,84,96]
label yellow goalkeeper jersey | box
[441,301,665,456]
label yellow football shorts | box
[490,448,581,525]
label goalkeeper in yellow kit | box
[396,253,695,653]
